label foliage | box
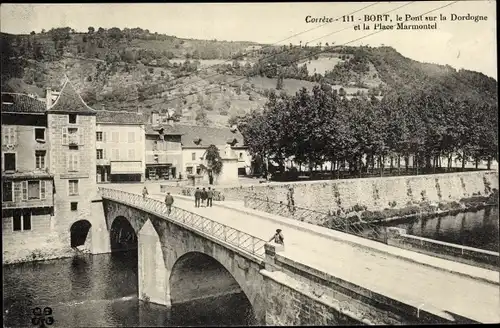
[205,144,223,176]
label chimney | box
[46,88,52,109]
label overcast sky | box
[1,1,496,79]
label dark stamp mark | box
[31,307,54,327]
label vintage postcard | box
[1,1,498,327]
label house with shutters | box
[2,92,54,245]
[95,110,146,183]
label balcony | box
[2,198,54,209]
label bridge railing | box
[244,196,388,244]
[99,188,267,259]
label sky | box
[0,1,497,79]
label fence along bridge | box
[98,187,500,325]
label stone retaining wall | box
[171,171,498,213]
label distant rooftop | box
[97,110,146,125]
[1,92,46,114]
[176,124,246,148]
[48,78,95,114]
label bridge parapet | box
[244,195,388,243]
[99,187,267,259]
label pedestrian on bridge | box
[269,229,284,245]
[201,187,208,207]
[194,187,201,208]
[165,192,174,215]
[142,186,149,199]
[207,187,213,207]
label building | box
[95,110,146,183]
[176,124,251,176]
[2,78,109,263]
[144,120,183,180]
[2,92,55,259]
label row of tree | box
[239,84,498,177]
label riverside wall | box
[191,171,498,213]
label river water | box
[3,251,253,327]
[384,206,499,252]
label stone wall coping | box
[173,170,498,190]
[393,230,500,256]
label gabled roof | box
[47,78,95,114]
[97,110,146,125]
[1,93,46,114]
[177,124,246,148]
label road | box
[105,183,500,323]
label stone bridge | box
[99,188,500,325]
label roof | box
[1,93,46,114]
[48,78,95,114]
[96,110,146,125]
[145,124,185,135]
[176,124,246,147]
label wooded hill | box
[1,27,497,127]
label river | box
[3,251,253,327]
[383,206,499,252]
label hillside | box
[1,28,497,127]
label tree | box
[276,75,284,90]
[205,144,223,184]
[88,26,95,34]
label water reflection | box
[387,206,499,252]
[3,251,253,327]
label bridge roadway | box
[107,183,500,323]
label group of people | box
[141,184,285,246]
[194,187,214,207]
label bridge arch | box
[70,220,92,248]
[169,251,256,325]
[110,216,138,252]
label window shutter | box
[79,128,84,145]
[103,132,107,142]
[75,154,80,171]
[13,182,21,202]
[21,181,28,201]
[40,181,46,200]
[62,127,68,145]
[103,148,107,160]
[66,153,71,171]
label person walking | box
[194,187,201,208]
[142,186,149,199]
[164,192,174,215]
[269,229,284,245]
[286,187,295,213]
[201,187,208,207]
[207,187,213,207]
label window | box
[112,132,119,143]
[4,153,16,171]
[69,180,79,196]
[3,181,13,202]
[239,152,243,159]
[35,150,46,169]
[96,149,103,159]
[68,114,77,124]
[2,126,17,145]
[96,132,103,142]
[13,210,33,231]
[28,181,40,200]
[186,167,193,174]
[71,202,78,211]
[68,153,79,172]
[128,149,135,160]
[35,128,45,141]
[68,128,79,144]
[128,132,135,143]
[192,152,196,161]
[153,154,159,163]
